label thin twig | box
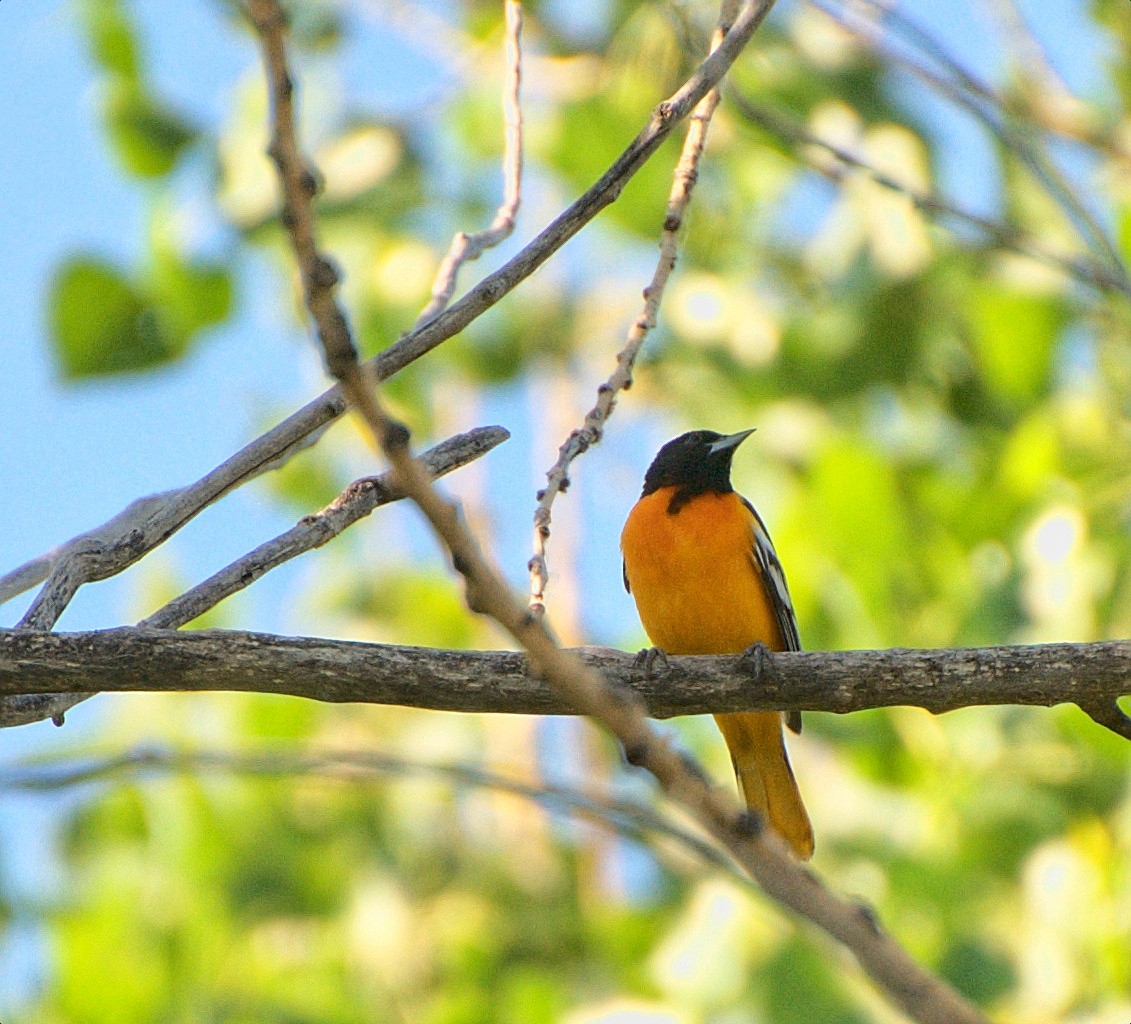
[528,2,737,616]
[413,0,523,329]
[860,0,1128,165]
[731,94,1129,296]
[0,746,743,884]
[979,0,1070,96]
[1078,700,1131,741]
[139,426,509,630]
[809,0,1131,294]
[247,2,993,1020]
[4,629,1131,725]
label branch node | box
[299,167,320,198]
[855,900,884,937]
[623,737,650,768]
[734,809,763,839]
[311,254,340,290]
[382,419,412,452]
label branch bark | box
[139,425,510,630]
[3,628,1126,725]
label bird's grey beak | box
[708,428,756,454]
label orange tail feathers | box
[713,711,814,860]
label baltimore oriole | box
[620,429,814,859]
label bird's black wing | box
[741,496,804,734]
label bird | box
[620,428,814,859]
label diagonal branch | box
[529,1,736,616]
[808,0,1131,295]
[731,94,1131,297]
[139,425,510,630]
[246,1,992,1020]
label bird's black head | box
[641,429,754,511]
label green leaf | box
[970,286,1068,405]
[80,0,141,82]
[149,251,235,344]
[105,83,197,178]
[938,937,1016,1004]
[288,0,343,50]
[49,257,177,378]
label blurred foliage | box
[47,0,233,378]
[13,0,1131,1022]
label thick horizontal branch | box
[1,628,1127,722]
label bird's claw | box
[634,646,670,679]
[738,641,772,678]
[739,642,802,733]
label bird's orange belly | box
[620,489,784,655]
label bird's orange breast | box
[620,488,784,655]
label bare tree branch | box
[731,94,1131,297]
[2,628,1128,722]
[0,746,743,884]
[139,425,510,630]
[0,427,508,729]
[529,1,735,616]
[413,0,524,329]
[809,0,1131,294]
[1077,698,1131,742]
[247,2,992,1018]
[0,0,779,732]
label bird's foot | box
[737,641,772,679]
[633,646,670,679]
[738,642,802,733]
